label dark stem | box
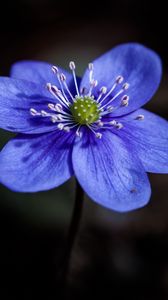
[66,180,84,258]
[60,179,84,288]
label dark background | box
[0,0,168,299]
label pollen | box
[70,96,100,124]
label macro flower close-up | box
[0,43,167,212]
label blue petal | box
[80,43,162,116]
[10,60,81,95]
[72,131,151,212]
[116,109,168,173]
[0,77,62,133]
[0,131,74,192]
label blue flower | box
[0,43,167,212]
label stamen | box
[107,105,114,112]
[88,63,94,83]
[80,87,88,96]
[46,83,68,108]
[63,126,70,132]
[101,81,130,110]
[76,125,82,138]
[115,122,123,129]
[52,66,71,105]
[58,123,64,130]
[108,120,123,129]
[121,95,129,106]
[52,65,59,74]
[96,132,102,139]
[135,114,145,120]
[62,79,74,101]
[58,73,71,104]
[30,108,39,116]
[99,75,124,105]
[48,103,63,113]
[122,82,129,90]
[97,121,104,127]
[97,86,107,102]
[88,79,98,96]
[51,115,59,123]
[60,73,66,81]
[69,61,79,96]
[41,110,48,117]
[69,61,76,70]
[87,124,102,139]
[52,86,70,107]
[109,120,115,125]
[116,75,124,84]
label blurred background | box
[0,0,168,299]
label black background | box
[0,1,168,299]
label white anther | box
[55,103,63,112]
[97,121,104,127]
[76,131,82,138]
[100,86,107,94]
[116,122,123,129]
[57,123,64,130]
[109,120,117,126]
[69,61,76,70]
[121,95,129,106]
[88,63,94,70]
[80,87,87,95]
[64,126,70,132]
[51,85,59,94]
[135,114,145,120]
[116,75,124,84]
[96,132,102,139]
[41,110,48,116]
[69,61,79,96]
[48,103,55,110]
[76,125,82,138]
[46,83,59,96]
[51,116,58,123]
[78,113,81,116]
[91,79,98,87]
[52,66,59,74]
[83,109,86,112]
[122,83,129,90]
[46,82,52,90]
[57,114,63,120]
[60,73,66,81]
[30,108,38,116]
[107,106,114,112]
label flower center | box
[30,61,139,139]
[70,96,100,124]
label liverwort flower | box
[0,43,168,212]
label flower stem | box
[61,179,84,288]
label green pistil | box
[70,96,100,125]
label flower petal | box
[0,131,74,192]
[72,131,151,212]
[10,60,80,94]
[116,109,168,173]
[80,43,162,116]
[0,77,62,134]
